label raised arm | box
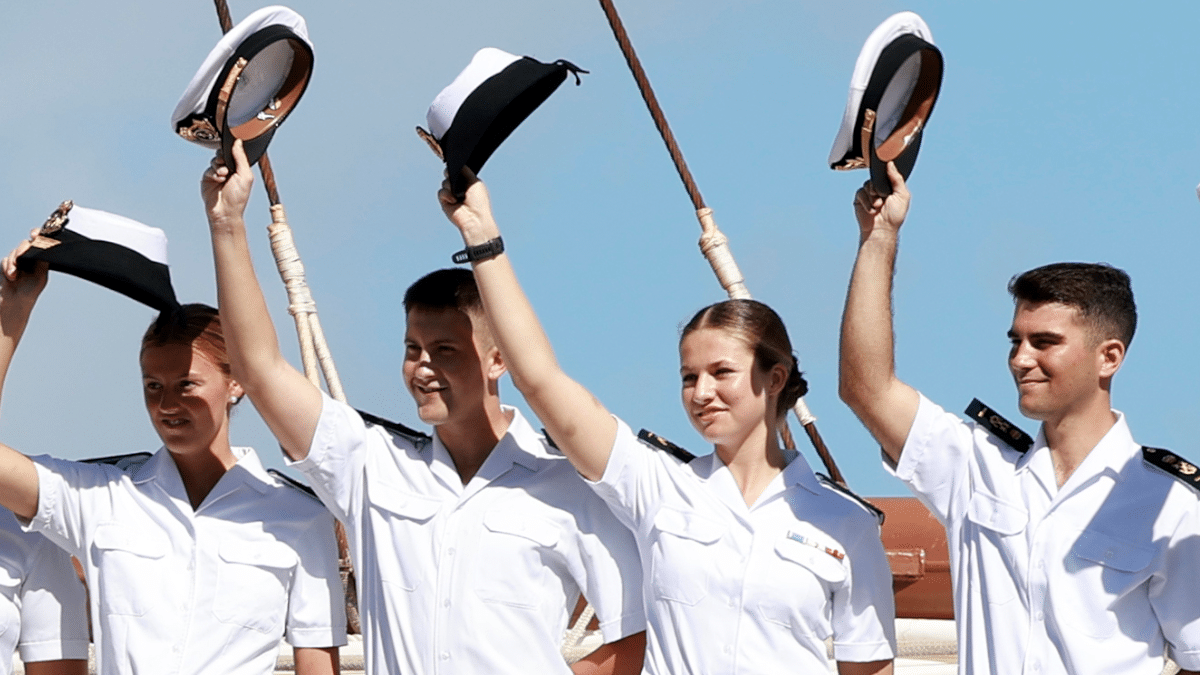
[838,162,920,464]
[0,240,50,519]
[438,171,616,480]
[202,140,323,460]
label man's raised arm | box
[838,161,921,464]
[202,140,323,461]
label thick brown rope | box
[211,0,360,632]
[597,0,704,211]
[597,0,846,486]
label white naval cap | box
[828,11,943,195]
[19,201,179,312]
[171,5,314,170]
[422,47,586,196]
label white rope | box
[696,208,750,300]
[792,397,817,426]
[560,603,603,664]
[267,204,345,400]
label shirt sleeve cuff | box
[286,391,338,473]
[598,609,647,644]
[18,638,90,662]
[888,393,938,483]
[1170,645,1200,671]
[286,625,349,649]
[831,638,895,663]
[23,461,61,535]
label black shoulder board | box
[1142,446,1200,493]
[267,468,321,502]
[541,429,559,450]
[355,409,430,444]
[965,399,1033,454]
[816,473,885,525]
[637,429,696,463]
[81,452,153,472]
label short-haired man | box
[201,141,646,675]
[839,163,1200,675]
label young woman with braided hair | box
[440,170,896,675]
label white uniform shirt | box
[0,510,88,674]
[588,418,896,674]
[27,447,347,675]
[291,394,645,675]
[892,395,1200,674]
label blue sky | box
[1,0,1198,497]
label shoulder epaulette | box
[80,452,153,472]
[540,428,562,452]
[1142,446,1200,493]
[816,473,885,525]
[965,399,1033,453]
[355,409,430,444]
[637,429,696,463]
[266,468,321,502]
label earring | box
[229,395,239,404]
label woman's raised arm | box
[439,171,616,480]
[0,239,51,519]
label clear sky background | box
[1,1,1198,497]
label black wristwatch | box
[452,237,505,264]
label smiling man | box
[838,163,1200,675]
[201,141,646,675]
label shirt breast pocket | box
[757,538,847,638]
[92,523,168,617]
[965,491,1027,606]
[366,480,440,592]
[649,508,722,606]
[1055,530,1153,638]
[212,540,297,634]
[474,511,562,610]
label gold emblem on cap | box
[40,200,73,235]
[179,118,219,143]
[415,126,445,161]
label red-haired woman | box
[0,244,346,675]
[439,171,896,675]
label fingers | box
[885,161,909,198]
[230,139,252,180]
[853,181,883,214]
[2,234,37,281]
[438,186,459,206]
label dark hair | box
[141,303,231,377]
[681,299,808,420]
[1007,263,1136,347]
[404,268,484,316]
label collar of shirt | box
[425,406,546,495]
[690,445,823,515]
[1019,410,1136,502]
[132,446,272,511]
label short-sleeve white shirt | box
[27,447,347,675]
[0,510,88,674]
[587,418,896,674]
[891,394,1200,674]
[291,394,645,675]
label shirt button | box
[440,652,450,660]
[443,599,451,608]
[448,548,456,556]
[1036,559,1044,570]
[722,645,732,655]
[1035,611,1044,621]
[727,599,735,608]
